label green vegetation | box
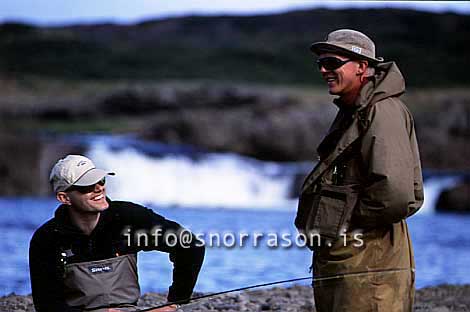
[1,8,470,87]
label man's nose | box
[94,183,105,192]
[319,65,329,73]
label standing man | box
[295,29,423,311]
[30,154,205,312]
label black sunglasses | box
[67,178,106,194]
[316,57,352,71]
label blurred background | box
[0,0,469,297]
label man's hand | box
[107,304,179,312]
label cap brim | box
[74,168,115,186]
[310,42,384,63]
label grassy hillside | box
[1,8,470,87]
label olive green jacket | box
[296,62,424,312]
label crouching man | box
[29,155,205,312]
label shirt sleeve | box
[29,226,81,312]
[354,99,423,228]
[117,202,205,303]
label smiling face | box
[317,52,368,101]
[57,180,109,214]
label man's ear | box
[56,192,72,205]
[356,60,369,75]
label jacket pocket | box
[296,183,359,248]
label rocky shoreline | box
[2,284,469,312]
[1,83,469,211]
[2,82,469,167]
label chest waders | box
[63,254,141,311]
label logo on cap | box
[351,46,362,54]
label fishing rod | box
[138,267,412,311]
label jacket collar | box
[356,61,405,111]
[331,61,405,111]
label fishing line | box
[138,267,412,311]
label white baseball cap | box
[49,155,115,193]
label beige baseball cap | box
[49,155,115,193]
[310,29,384,63]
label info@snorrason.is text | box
[122,227,364,249]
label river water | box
[1,134,468,295]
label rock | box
[0,131,41,196]
[142,91,334,162]
[436,182,470,213]
[98,90,168,116]
[0,293,35,312]
[0,130,86,196]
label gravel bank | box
[2,284,469,312]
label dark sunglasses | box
[316,57,352,71]
[67,178,106,194]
